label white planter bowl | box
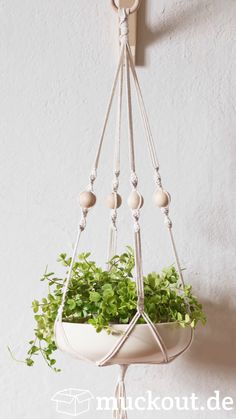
[55,321,193,365]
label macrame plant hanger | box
[54,4,193,418]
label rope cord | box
[56,10,126,331]
[168,226,185,286]
[113,365,128,419]
[54,7,191,379]
[56,209,88,323]
[126,44,159,171]
[121,10,144,310]
[125,44,135,173]
[97,9,169,368]
[126,43,185,288]
[57,18,127,314]
[92,43,125,174]
[107,52,124,264]
[113,59,123,177]
[134,229,144,307]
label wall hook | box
[111,0,141,63]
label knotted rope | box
[107,25,124,264]
[125,44,185,286]
[54,8,193,419]
[113,365,128,419]
[97,9,169,370]
[119,8,129,44]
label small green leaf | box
[185,314,190,323]
[177,312,183,321]
[89,292,101,302]
[26,358,34,367]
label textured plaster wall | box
[1,0,236,418]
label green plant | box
[20,246,206,372]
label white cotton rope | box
[97,9,169,371]
[92,43,125,173]
[107,50,124,265]
[107,223,117,266]
[56,209,88,324]
[97,311,140,367]
[113,58,123,177]
[126,43,185,288]
[55,15,127,327]
[54,209,92,363]
[113,365,128,419]
[125,45,136,173]
[134,229,144,306]
[126,44,159,171]
[56,228,82,323]
[122,9,168,361]
[168,227,185,287]
[53,10,193,419]
[54,6,188,368]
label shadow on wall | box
[136,0,216,66]
[185,297,236,377]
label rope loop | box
[111,0,140,14]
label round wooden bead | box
[127,191,144,209]
[79,191,96,208]
[153,190,170,208]
[106,193,122,209]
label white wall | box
[1,0,236,418]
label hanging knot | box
[79,208,88,231]
[154,168,162,188]
[112,178,119,192]
[111,210,118,229]
[79,221,86,231]
[132,210,140,232]
[164,217,172,228]
[90,170,97,182]
[161,208,172,228]
[132,209,140,221]
[134,222,140,233]
[137,297,145,313]
[119,9,129,44]
[130,171,138,188]
[89,169,97,191]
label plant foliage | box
[22,247,206,371]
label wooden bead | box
[79,191,96,208]
[153,190,170,208]
[106,193,122,209]
[127,191,144,209]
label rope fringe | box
[113,365,128,419]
